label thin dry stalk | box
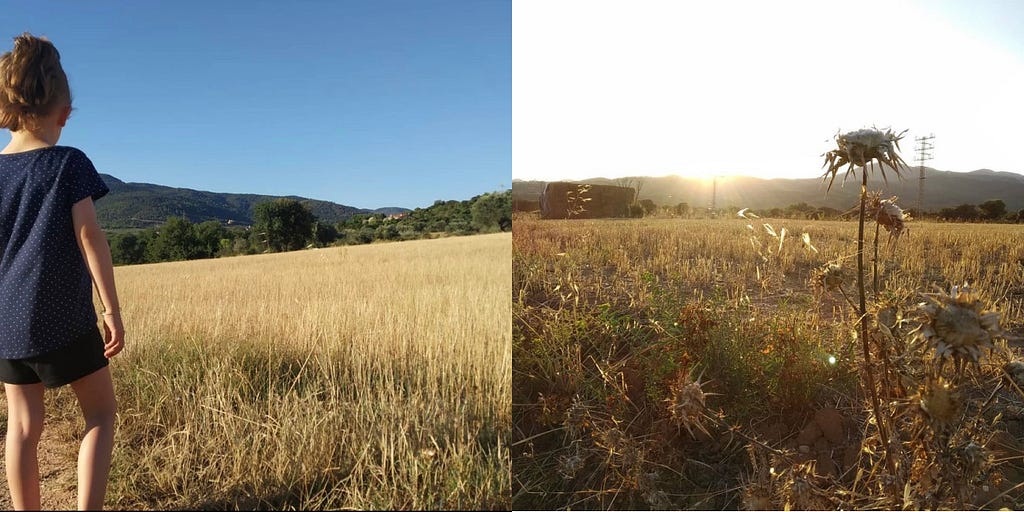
[857,165,895,475]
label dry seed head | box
[564,395,590,440]
[918,377,963,432]
[916,283,1003,365]
[556,451,585,480]
[597,425,626,453]
[871,195,910,240]
[665,370,708,437]
[800,232,818,253]
[957,439,987,478]
[821,127,908,193]
[812,262,847,292]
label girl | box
[0,33,124,510]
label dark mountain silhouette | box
[97,174,409,229]
[513,167,1024,213]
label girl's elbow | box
[76,224,107,246]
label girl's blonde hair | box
[0,32,71,132]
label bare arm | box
[72,197,124,358]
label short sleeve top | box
[0,145,109,359]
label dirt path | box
[0,396,81,510]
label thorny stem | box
[870,217,899,390]
[858,171,895,475]
[873,220,880,297]
[838,286,858,313]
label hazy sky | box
[513,0,1024,182]
[3,1,511,210]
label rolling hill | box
[512,168,1024,213]
[97,174,409,229]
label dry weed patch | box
[513,215,1024,510]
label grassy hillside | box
[97,174,408,229]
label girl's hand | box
[101,312,124,358]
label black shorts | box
[0,327,109,388]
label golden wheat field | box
[513,215,1024,510]
[4,233,510,510]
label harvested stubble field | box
[1,233,511,510]
[513,214,1024,510]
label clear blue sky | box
[3,1,511,210]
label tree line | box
[107,190,512,266]
[636,199,1024,222]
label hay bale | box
[540,182,635,219]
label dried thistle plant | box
[918,376,964,434]
[822,127,909,193]
[810,261,857,311]
[812,262,847,292]
[664,369,709,437]
[915,283,1004,369]
[819,126,909,476]
[868,193,910,243]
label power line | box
[914,134,934,213]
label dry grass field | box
[3,233,511,510]
[513,214,1024,510]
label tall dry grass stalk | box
[59,234,510,509]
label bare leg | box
[69,367,117,511]
[4,382,46,511]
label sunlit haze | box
[513,0,1024,182]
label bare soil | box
[0,395,80,510]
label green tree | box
[471,191,512,232]
[253,199,315,252]
[639,199,657,216]
[979,199,1007,221]
[194,220,226,259]
[109,232,146,265]
[375,224,400,241]
[939,203,980,222]
[147,216,199,261]
[673,202,690,217]
[355,227,376,244]
[312,221,339,247]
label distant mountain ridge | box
[97,174,409,229]
[513,168,1024,213]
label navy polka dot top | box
[0,145,109,359]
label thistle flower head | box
[557,451,585,480]
[821,127,908,193]
[916,283,1003,365]
[665,370,708,437]
[563,395,591,441]
[811,262,847,292]
[918,376,963,433]
[957,439,987,478]
[868,194,910,241]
